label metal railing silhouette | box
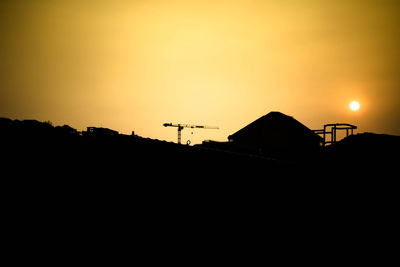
[314,123,357,147]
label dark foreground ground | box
[1,118,398,262]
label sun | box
[349,101,360,111]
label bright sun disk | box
[349,101,360,111]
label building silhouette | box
[227,112,322,156]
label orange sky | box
[1,0,399,144]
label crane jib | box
[163,122,219,144]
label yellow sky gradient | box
[1,0,399,144]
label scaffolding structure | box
[314,123,357,147]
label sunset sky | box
[1,0,399,144]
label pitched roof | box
[228,111,322,142]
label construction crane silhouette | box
[163,123,219,144]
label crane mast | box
[163,123,219,144]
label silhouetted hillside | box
[2,117,398,178]
[0,118,296,179]
[322,132,400,174]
